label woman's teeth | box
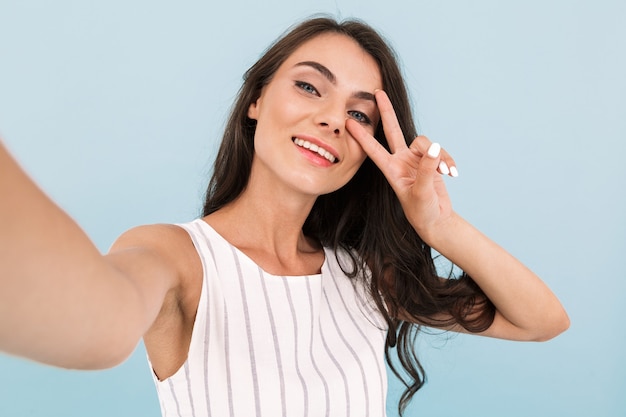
[293,138,337,163]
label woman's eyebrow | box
[295,61,336,83]
[353,91,376,103]
[294,61,377,103]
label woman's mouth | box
[292,137,338,163]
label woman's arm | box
[421,213,569,341]
[0,141,179,368]
[346,91,569,341]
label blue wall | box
[1,1,624,415]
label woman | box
[0,17,568,416]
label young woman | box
[0,17,569,416]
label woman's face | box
[247,33,382,197]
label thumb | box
[412,141,442,178]
[407,140,445,198]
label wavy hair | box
[202,16,495,415]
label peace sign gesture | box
[346,90,458,243]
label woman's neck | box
[203,177,324,276]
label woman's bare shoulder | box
[107,222,203,314]
[111,223,193,252]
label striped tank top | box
[151,219,389,417]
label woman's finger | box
[438,149,459,177]
[346,118,392,170]
[375,90,408,154]
[412,140,443,186]
[410,136,459,178]
[437,147,458,177]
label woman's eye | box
[348,110,371,125]
[295,81,319,96]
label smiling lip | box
[292,135,340,164]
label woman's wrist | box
[412,211,467,252]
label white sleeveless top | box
[150,219,389,417]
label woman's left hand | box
[348,91,570,342]
[346,90,458,240]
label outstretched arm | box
[0,141,177,368]
[346,90,569,341]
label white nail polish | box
[439,161,450,175]
[427,143,441,158]
[450,166,459,177]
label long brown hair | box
[203,16,495,415]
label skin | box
[347,91,569,340]
[0,33,569,380]
[209,33,381,271]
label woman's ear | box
[247,98,260,120]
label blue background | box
[1,1,624,416]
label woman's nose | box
[316,103,345,135]
[320,122,341,135]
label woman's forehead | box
[281,33,382,87]
[286,33,368,62]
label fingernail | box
[438,161,450,175]
[450,166,459,177]
[427,143,441,158]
